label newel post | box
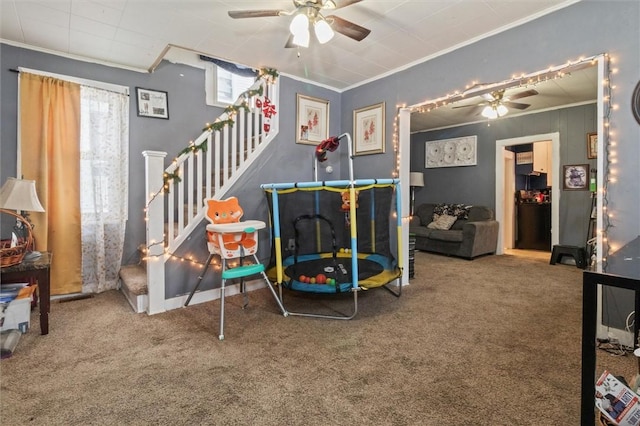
[143,150,167,315]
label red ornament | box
[261,97,277,118]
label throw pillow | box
[433,203,471,220]
[427,214,457,230]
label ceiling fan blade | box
[466,105,485,116]
[452,103,485,109]
[503,101,531,110]
[324,0,363,10]
[228,10,287,19]
[507,89,538,100]
[326,15,371,41]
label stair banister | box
[143,76,279,315]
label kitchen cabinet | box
[533,141,552,186]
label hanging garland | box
[159,68,279,194]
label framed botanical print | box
[353,102,385,155]
[296,94,329,145]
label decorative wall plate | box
[632,80,640,125]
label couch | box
[409,203,499,259]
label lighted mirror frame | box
[398,54,608,283]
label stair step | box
[119,264,148,313]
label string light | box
[143,68,280,265]
[601,54,615,272]
[394,54,616,271]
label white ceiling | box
[1,0,581,91]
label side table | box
[1,252,52,335]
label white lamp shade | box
[481,105,498,119]
[289,13,309,36]
[496,104,509,117]
[314,19,334,44]
[292,29,310,47]
[0,177,45,212]
[410,172,424,187]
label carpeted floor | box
[1,251,636,425]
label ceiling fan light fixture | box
[496,104,508,117]
[324,0,337,9]
[292,29,310,47]
[314,18,334,44]
[289,13,309,36]
[481,105,498,119]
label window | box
[205,63,255,106]
[79,87,129,223]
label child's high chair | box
[184,196,287,340]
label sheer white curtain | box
[80,86,129,293]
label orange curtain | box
[19,72,82,295]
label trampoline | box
[261,133,403,320]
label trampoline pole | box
[349,184,359,291]
[271,189,284,285]
[396,182,404,282]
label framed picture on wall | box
[587,133,597,159]
[296,94,329,145]
[353,102,385,155]
[136,87,169,119]
[563,164,589,190]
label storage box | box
[0,286,35,333]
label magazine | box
[596,370,640,425]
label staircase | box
[119,75,279,314]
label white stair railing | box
[143,75,279,314]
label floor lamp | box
[410,172,424,216]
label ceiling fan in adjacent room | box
[453,88,539,119]
[228,0,371,48]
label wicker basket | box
[0,209,33,268]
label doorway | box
[494,133,560,256]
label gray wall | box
[342,0,640,265]
[0,48,343,259]
[410,103,597,246]
[1,44,226,266]
[0,45,341,297]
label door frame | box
[495,133,560,255]
[502,150,515,250]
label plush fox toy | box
[206,197,256,256]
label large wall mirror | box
[402,57,602,258]
[400,54,614,338]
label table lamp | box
[0,177,45,261]
[409,172,424,216]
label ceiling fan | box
[228,0,371,48]
[453,88,539,119]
